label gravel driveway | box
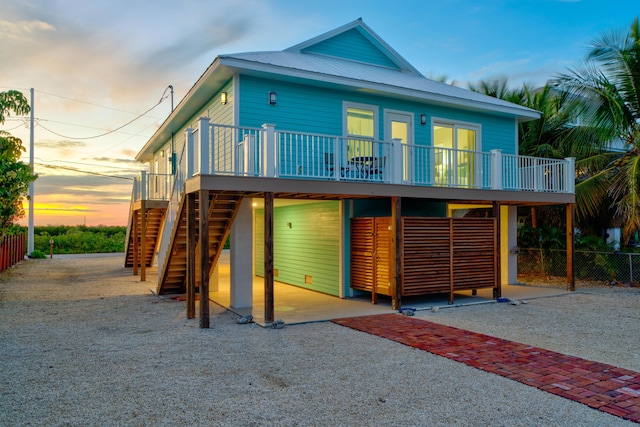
[1,255,638,426]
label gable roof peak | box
[285,19,423,77]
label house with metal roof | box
[125,19,576,327]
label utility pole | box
[28,88,34,256]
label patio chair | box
[325,153,348,177]
[368,156,386,180]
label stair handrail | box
[156,130,190,276]
[123,183,138,265]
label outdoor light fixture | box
[268,91,277,105]
[220,92,227,105]
[420,113,427,125]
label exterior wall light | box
[220,92,227,105]
[268,91,277,105]
[420,113,427,125]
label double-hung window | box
[344,103,377,161]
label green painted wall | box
[254,201,340,296]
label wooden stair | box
[157,191,244,295]
[124,206,166,268]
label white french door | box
[384,110,413,182]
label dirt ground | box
[1,255,638,426]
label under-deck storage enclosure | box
[351,217,498,303]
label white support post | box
[333,137,340,181]
[243,134,256,176]
[185,128,194,179]
[262,123,276,177]
[534,157,542,192]
[503,205,518,285]
[230,198,254,308]
[133,177,140,202]
[391,138,403,184]
[198,117,210,175]
[491,149,503,190]
[140,171,147,200]
[564,157,575,193]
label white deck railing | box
[131,173,174,202]
[134,119,575,205]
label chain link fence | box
[519,248,640,285]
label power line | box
[37,96,168,140]
[35,163,135,180]
[37,118,154,138]
[35,89,166,119]
[35,157,143,173]
[0,122,26,131]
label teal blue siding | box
[302,28,399,69]
[238,75,517,153]
[351,198,446,218]
[254,201,340,296]
[238,75,518,183]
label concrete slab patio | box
[209,250,570,325]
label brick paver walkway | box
[332,313,640,423]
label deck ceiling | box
[184,175,575,206]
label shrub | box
[29,249,46,259]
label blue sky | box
[0,0,636,225]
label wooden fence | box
[0,234,26,273]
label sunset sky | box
[1,0,634,226]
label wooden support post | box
[199,190,210,328]
[391,196,402,310]
[264,192,275,323]
[186,192,196,319]
[140,200,147,282]
[132,210,138,276]
[448,218,454,305]
[566,203,575,291]
[493,201,502,298]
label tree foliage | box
[553,17,640,243]
[0,90,37,237]
[468,79,599,232]
[26,225,127,254]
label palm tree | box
[468,79,596,229]
[552,17,640,244]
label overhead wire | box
[35,162,135,180]
[37,95,169,140]
[35,157,143,173]
[35,89,166,120]
[0,122,26,132]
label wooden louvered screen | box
[374,218,391,297]
[402,217,497,298]
[402,218,452,296]
[451,218,497,291]
[350,218,375,293]
[351,216,497,303]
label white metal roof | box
[219,51,540,118]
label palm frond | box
[575,170,612,221]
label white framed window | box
[343,102,378,160]
[432,118,481,187]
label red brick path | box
[332,313,640,423]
